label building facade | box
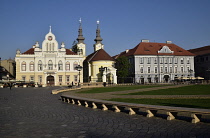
[115,40,195,83]
[189,46,210,80]
[15,26,85,86]
[0,58,16,80]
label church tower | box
[76,18,86,56]
[93,20,104,52]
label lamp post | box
[99,66,105,82]
[75,65,83,86]
[188,69,193,83]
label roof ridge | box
[88,50,99,62]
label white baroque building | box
[15,25,86,86]
[115,40,195,83]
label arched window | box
[21,61,26,71]
[38,60,42,71]
[58,60,63,71]
[30,61,34,71]
[48,60,53,70]
[65,61,70,71]
[73,62,78,70]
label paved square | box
[0,87,210,137]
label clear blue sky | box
[1,0,210,60]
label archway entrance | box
[164,75,170,83]
[47,75,54,86]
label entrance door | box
[140,78,144,84]
[164,75,169,83]
[47,76,54,86]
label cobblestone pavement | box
[1,87,210,138]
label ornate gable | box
[158,46,174,54]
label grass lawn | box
[127,85,210,95]
[108,98,210,109]
[78,85,169,94]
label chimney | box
[141,39,149,42]
[166,41,172,44]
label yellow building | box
[15,25,85,86]
[83,21,117,84]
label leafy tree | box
[71,40,78,53]
[115,56,130,83]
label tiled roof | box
[85,49,114,62]
[188,46,210,56]
[22,48,35,54]
[115,42,195,58]
[66,49,77,55]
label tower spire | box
[77,18,85,44]
[49,25,52,32]
[94,20,103,44]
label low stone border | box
[52,87,81,94]
[60,95,210,123]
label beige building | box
[83,21,117,84]
[15,25,85,86]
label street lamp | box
[188,69,193,83]
[99,66,105,82]
[75,65,83,86]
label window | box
[59,75,62,82]
[169,58,172,64]
[160,67,163,73]
[74,75,78,82]
[58,60,63,71]
[154,67,157,73]
[38,76,42,84]
[174,58,178,64]
[21,61,26,71]
[30,76,34,82]
[181,58,184,64]
[148,67,150,73]
[140,58,144,64]
[73,62,78,70]
[154,58,157,64]
[187,58,190,64]
[38,60,42,71]
[181,67,184,73]
[165,67,167,73]
[22,76,26,81]
[175,66,177,73]
[140,67,143,73]
[160,58,163,64]
[66,75,70,82]
[65,61,70,71]
[147,58,151,64]
[30,61,34,71]
[48,60,53,70]
[170,67,172,73]
[164,58,168,64]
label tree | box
[71,40,78,53]
[115,56,130,83]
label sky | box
[0,0,210,60]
